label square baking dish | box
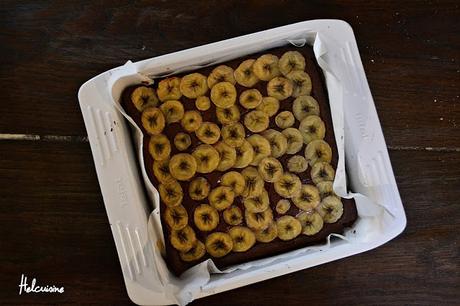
[78,20,406,305]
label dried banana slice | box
[299,115,326,144]
[205,232,233,258]
[234,140,254,168]
[292,184,321,211]
[209,186,235,211]
[241,166,264,198]
[216,105,240,125]
[188,177,211,201]
[275,111,295,129]
[153,158,175,184]
[297,211,324,236]
[159,100,185,124]
[195,122,221,144]
[174,132,191,151]
[316,181,337,199]
[131,86,159,111]
[287,155,308,173]
[195,96,211,111]
[254,221,278,243]
[247,134,271,166]
[169,153,197,181]
[267,77,293,100]
[221,122,245,147]
[170,225,197,252]
[287,71,312,97]
[208,65,236,88]
[282,127,304,155]
[223,206,243,226]
[194,204,219,231]
[192,144,220,173]
[141,107,165,135]
[256,96,280,117]
[164,205,188,230]
[157,77,182,102]
[279,51,306,76]
[228,226,256,252]
[234,59,259,87]
[243,188,270,213]
[316,196,343,223]
[253,54,281,81]
[210,81,237,108]
[159,180,183,207]
[292,95,320,121]
[274,172,301,198]
[181,110,203,132]
[276,199,291,214]
[245,207,273,231]
[214,141,236,171]
[179,240,206,262]
[276,215,302,241]
[258,157,284,183]
[262,129,288,158]
[305,139,332,166]
[311,162,335,184]
[148,134,171,161]
[239,89,263,109]
[244,110,269,133]
[220,171,246,195]
[180,73,208,98]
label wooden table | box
[1,1,459,305]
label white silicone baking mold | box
[78,20,406,305]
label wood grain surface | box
[0,1,459,305]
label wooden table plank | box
[1,1,459,148]
[0,141,458,305]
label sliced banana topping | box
[210,81,237,108]
[256,96,280,117]
[205,232,233,258]
[195,96,211,111]
[292,184,321,211]
[164,205,188,230]
[279,51,306,76]
[179,240,206,262]
[241,166,265,198]
[243,188,270,213]
[267,77,293,100]
[245,207,273,231]
[207,65,236,88]
[188,177,211,201]
[297,211,324,236]
[148,134,171,161]
[174,132,192,151]
[180,73,208,99]
[311,162,335,184]
[316,196,343,223]
[276,215,302,241]
[244,110,269,133]
[258,157,284,183]
[282,128,304,154]
[169,153,197,181]
[262,129,288,158]
[316,181,337,199]
[275,111,295,129]
[287,71,312,97]
[157,77,182,102]
[223,206,243,226]
[214,141,236,171]
[253,54,281,81]
[194,204,219,231]
[234,59,259,87]
[287,155,308,173]
[141,107,165,135]
[170,225,197,252]
[153,158,175,184]
[209,186,235,211]
[239,89,263,109]
[195,122,221,144]
[247,134,272,166]
[216,105,241,125]
[254,221,278,243]
[234,140,254,168]
[221,122,245,147]
[274,172,301,198]
[229,226,256,252]
[305,139,332,166]
[131,86,159,111]
[292,95,320,121]
[159,100,185,124]
[181,110,203,132]
[276,199,291,215]
[299,115,326,144]
[220,171,246,195]
[159,180,183,207]
[192,144,220,173]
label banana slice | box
[244,110,270,133]
[275,111,295,129]
[221,122,245,147]
[205,232,233,258]
[254,221,278,243]
[267,77,293,100]
[208,65,236,88]
[292,184,321,211]
[292,95,320,121]
[245,207,273,230]
[247,134,271,166]
[131,86,159,111]
[170,225,197,252]
[194,204,219,231]
[234,59,259,87]
[243,188,269,213]
[195,122,221,144]
[188,177,211,201]
[148,134,171,161]
[210,81,237,108]
[241,166,264,198]
[157,77,182,102]
[181,110,203,132]
[299,115,326,144]
[258,157,283,183]
[180,73,208,98]
[239,89,263,109]
[195,96,211,111]
[141,107,165,135]
[253,54,281,81]
[287,155,308,173]
[305,139,332,166]
[159,180,183,207]
[174,132,191,151]
[223,206,243,225]
[274,172,301,198]
[192,144,220,173]
[234,140,254,168]
[282,127,304,154]
[262,129,288,158]
[229,226,256,252]
[279,51,306,76]
[153,158,175,184]
[311,162,335,184]
[159,100,185,124]
[316,181,337,199]
[297,211,324,236]
[287,71,312,97]
[276,215,302,241]
[164,205,188,230]
[179,240,206,262]
[316,196,343,223]
[214,141,236,171]
[169,153,197,181]
[216,105,240,126]
[276,199,291,214]
[220,171,246,195]
[256,96,280,117]
[209,186,235,211]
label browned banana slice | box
[253,54,281,81]
[316,196,343,223]
[157,77,182,102]
[179,240,206,262]
[194,204,219,231]
[221,122,245,147]
[148,134,171,161]
[205,232,233,258]
[170,225,197,252]
[244,110,270,133]
[256,96,280,117]
[274,172,301,198]
[188,176,211,201]
[276,215,302,241]
[210,81,237,108]
[292,184,321,211]
[243,188,270,213]
[214,141,236,171]
[245,208,273,231]
[141,107,165,135]
[279,51,306,76]
[287,71,312,97]
[310,162,335,184]
[169,153,197,181]
[228,226,256,252]
[132,86,159,111]
[209,186,235,211]
[181,110,203,132]
[180,73,208,98]
[234,140,254,168]
[239,89,263,109]
[207,65,236,88]
[234,59,259,87]
[195,122,221,144]
[254,221,278,243]
[267,77,293,100]
[258,157,284,183]
[192,144,220,173]
[220,171,245,195]
[159,180,183,207]
[164,205,188,230]
[216,105,241,125]
[174,132,191,151]
[223,206,243,225]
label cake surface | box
[121,45,357,276]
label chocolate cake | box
[120,45,357,276]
